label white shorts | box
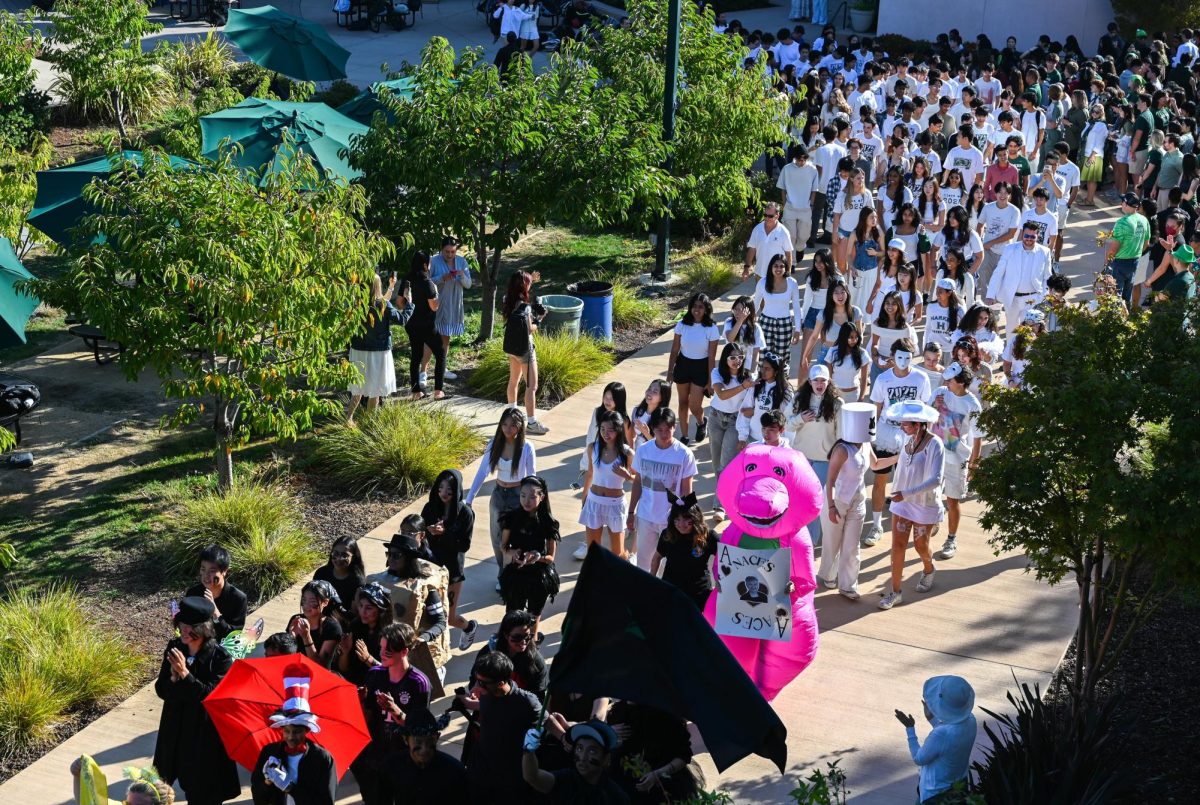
[1056,203,1070,230]
[943,457,969,500]
[1134,251,1150,284]
[579,493,627,533]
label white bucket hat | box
[885,400,939,424]
[923,675,975,724]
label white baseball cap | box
[808,364,831,382]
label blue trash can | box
[568,280,613,343]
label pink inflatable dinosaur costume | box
[704,443,822,701]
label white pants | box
[1004,294,1040,334]
[818,490,865,593]
[634,516,666,573]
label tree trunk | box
[473,213,506,343]
[213,398,239,492]
[112,91,129,146]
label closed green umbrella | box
[28,151,196,247]
[200,98,368,183]
[224,6,351,82]
[335,78,416,126]
[0,237,38,349]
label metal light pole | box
[652,0,681,281]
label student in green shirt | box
[1162,244,1197,301]
[1005,137,1031,194]
[1153,133,1185,207]
[1105,192,1152,306]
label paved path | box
[0,191,1118,802]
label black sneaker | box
[695,418,708,442]
[680,436,691,446]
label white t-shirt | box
[833,190,874,232]
[746,222,795,277]
[944,145,985,188]
[777,161,819,214]
[737,380,786,441]
[1018,208,1059,247]
[632,439,698,524]
[812,141,849,191]
[933,229,985,265]
[924,302,963,353]
[979,201,1021,254]
[1055,160,1081,195]
[879,186,914,231]
[936,269,977,308]
[709,368,750,414]
[973,77,1002,105]
[673,321,720,360]
[722,317,766,369]
[754,276,803,325]
[930,387,982,461]
[989,126,1024,151]
[825,346,869,388]
[940,186,965,210]
[1002,339,1031,387]
[918,198,947,227]
[909,147,942,175]
[870,323,918,365]
[870,369,934,452]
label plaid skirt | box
[760,314,794,364]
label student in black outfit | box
[468,609,550,700]
[388,707,470,805]
[250,671,337,805]
[608,700,701,804]
[406,250,446,400]
[287,580,344,669]
[458,652,542,805]
[184,544,247,641]
[336,581,393,687]
[650,492,718,610]
[312,536,366,621]
[420,468,479,650]
[499,474,561,641]
[153,596,240,805]
[523,719,630,804]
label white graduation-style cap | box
[841,402,876,443]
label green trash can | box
[538,294,584,338]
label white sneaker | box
[573,542,589,560]
[458,619,479,650]
[712,506,726,523]
[820,576,838,590]
[916,570,936,593]
[418,371,428,388]
[878,589,903,609]
[627,552,637,566]
[839,589,860,601]
[936,537,957,560]
[527,419,550,435]
[861,523,882,547]
[494,580,502,593]
[443,369,458,380]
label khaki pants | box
[976,250,1002,295]
[782,209,813,255]
[819,490,865,593]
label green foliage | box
[312,403,486,497]
[351,37,669,340]
[610,276,665,328]
[0,11,49,149]
[790,760,849,804]
[1111,1,1200,37]
[470,331,615,403]
[974,298,1200,711]
[159,31,234,96]
[312,79,362,110]
[0,585,138,752]
[0,135,52,258]
[589,0,788,224]
[46,0,169,139]
[677,255,738,297]
[0,541,15,569]
[971,681,1134,802]
[872,34,937,66]
[31,149,394,489]
[160,480,320,600]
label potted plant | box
[849,0,876,33]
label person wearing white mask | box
[986,220,1053,334]
[787,364,843,547]
[863,338,932,547]
[819,401,898,598]
[879,400,945,609]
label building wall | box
[876,0,1116,57]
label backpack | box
[503,303,531,357]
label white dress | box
[518,4,540,39]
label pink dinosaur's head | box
[717,444,822,539]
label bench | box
[69,324,123,366]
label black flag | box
[550,544,788,773]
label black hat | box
[176,595,215,626]
[1120,191,1141,207]
[387,531,424,556]
[401,707,452,737]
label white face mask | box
[893,350,913,370]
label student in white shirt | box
[832,168,875,272]
[869,290,918,386]
[924,277,966,355]
[799,247,838,340]
[777,144,820,262]
[950,303,1005,364]
[707,343,755,520]
[811,126,849,245]
[754,255,804,372]
[825,320,870,401]
[937,249,977,309]
[975,181,1020,290]
[930,362,983,560]
[743,202,795,279]
[1017,187,1059,253]
[973,64,1002,106]
[1018,92,1046,170]
[787,364,843,549]
[722,295,767,374]
[628,408,698,571]
[938,167,967,211]
[943,125,986,190]
[737,352,792,444]
[1001,308,1047,388]
[667,293,721,444]
[1049,142,1080,263]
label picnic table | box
[69,324,123,366]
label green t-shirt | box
[1010,155,1032,184]
[1158,148,1184,190]
[1165,268,1195,300]
[1133,110,1155,152]
[1112,212,1151,260]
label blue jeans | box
[808,459,828,547]
[1108,258,1137,307]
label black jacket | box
[250,740,338,805]
[153,639,241,802]
[184,582,248,640]
[421,468,475,557]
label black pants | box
[407,323,445,392]
[810,192,828,245]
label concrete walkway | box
[0,192,1119,802]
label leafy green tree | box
[46,0,168,143]
[32,149,394,490]
[0,135,52,258]
[973,299,1200,719]
[0,10,50,149]
[350,37,669,340]
[1111,1,1200,38]
[588,0,789,225]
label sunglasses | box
[508,632,533,644]
[1022,233,1038,240]
[764,213,777,218]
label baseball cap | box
[936,277,956,291]
[1120,191,1140,207]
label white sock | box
[872,511,882,528]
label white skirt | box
[579,493,627,532]
[348,348,397,398]
[519,17,539,39]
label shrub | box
[313,402,486,496]
[677,254,738,297]
[160,480,320,599]
[609,276,664,328]
[159,32,233,95]
[872,34,937,66]
[312,80,362,110]
[470,330,615,404]
[0,585,138,752]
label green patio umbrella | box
[28,151,197,247]
[335,77,416,126]
[0,237,38,349]
[200,98,369,183]
[223,6,351,82]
